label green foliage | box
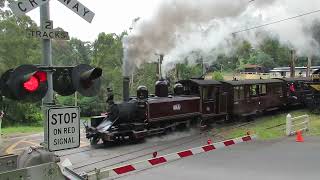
[176,62,203,80]
[247,50,275,68]
[53,38,92,66]
[91,33,124,101]
[1,99,42,127]
[259,37,291,67]
[212,72,224,81]
[24,105,43,126]
[0,11,41,73]
[131,63,158,95]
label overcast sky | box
[27,0,162,42]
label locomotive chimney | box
[123,76,130,102]
[156,54,164,80]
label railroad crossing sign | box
[27,20,70,40]
[57,0,95,23]
[9,0,50,16]
[9,0,95,23]
[47,107,80,151]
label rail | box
[286,114,310,136]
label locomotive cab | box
[275,77,312,106]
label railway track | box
[65,121,254,174]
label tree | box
[131,63,158,95]
[0,11,41,73]
[52,37,92,66]
[259,37,291,67]
[212,72,224,81]
[247,50,275,68]
[91,33,124,101]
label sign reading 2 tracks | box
[47,106,80,151]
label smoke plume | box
[123,0,320,76]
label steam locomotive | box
[85,73,319,145]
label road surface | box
[0,130,89,155]
[118,136,320,180]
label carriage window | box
[260,84,267,95]
[250,85,259,96]
[234,86,239,101]
[203,86,215,100]
[244,86,250,98]
[239,86,245,100]
[234,86,245,101]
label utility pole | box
[307,56,312,77]
[201,57,206,75]
[290,50,296,78]
[175,64,180,81]
[40,2,53,149]
[155,54,164,79]
[74,92,78,106]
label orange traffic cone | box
[296,130,304,142]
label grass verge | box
[225,109,320,140]
[1,126,43,137]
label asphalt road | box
[118,136,320,180]
[0,129,89,155]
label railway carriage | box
[221,79,285,118]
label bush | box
[212,72,224,81]
[1,99,43,127]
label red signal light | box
[23,76,39,92]
[35,71,47,82]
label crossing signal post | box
[0,0,98,178]
[0,64,102,152]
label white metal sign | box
[47,107,80,151]
[9,0,50,16]
[27,20,70,40]
[57,0,95,23]
[28,29,70,40]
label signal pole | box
[40,2,53,149]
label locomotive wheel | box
[102,139,114,146]
[170,125,177,132]
[185,120,191,128]
[129,134,145,144]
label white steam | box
[122,0,320,76]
